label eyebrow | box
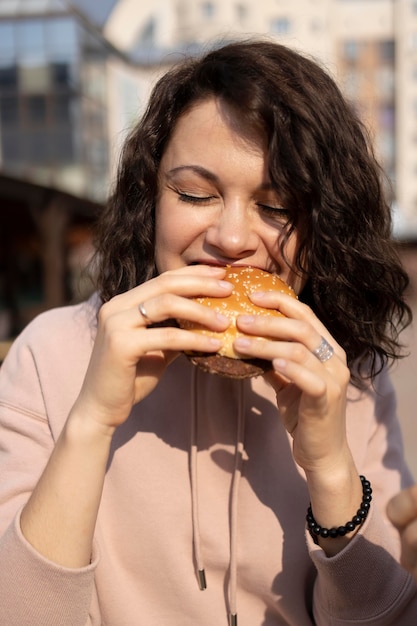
[166,165,219,183]
[166,165,275,190]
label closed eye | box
[178,192,216,204]
[258,203,290,220]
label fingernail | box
[235,337,251,348]
[238,315,255,324]
[216,313,229,323]
[250,291,265,298]
[209,338,222,348]
[218,280,232,289]
[273,358,287,371]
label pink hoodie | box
[0,297,416,625]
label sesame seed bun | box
[179,266,296,378]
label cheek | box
[154,202,200,271]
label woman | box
[0,39,416,625]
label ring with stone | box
[312,336,334,362]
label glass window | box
[1,130,21,162]
[45,17,78,62]
[26,95,47,125]
[51,62,71,86]
[0,22,16,64]
[344,40,360,62]
[19,64,50,93]
[0,65,18,88]
[379,40,394,62]
[270,17,291,35]
[16,20,46,64]
[0,95,19,126]
[24,129,49,161]
[201,2,215,18]
[51,93,72,125]
[50,129,74,162]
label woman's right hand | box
[72,265,232,433]
[20,267,230,569]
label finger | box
[387,485,417,528]
[130,325,224,357]
[272,356,328,398]
[233,333,341,376]
[234,334,327,395]
[103,266,232,314]
[249,290,341,349]
[236,314,344,363]
[111,293,231,331]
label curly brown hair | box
[93,39,411,384]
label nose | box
[204,200,258,261]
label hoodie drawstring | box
[228,380,245,625]
[190,365,207,590]
[189,366,246,625]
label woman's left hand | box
[234,289,363,554]
[234,290,350,471]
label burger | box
[179,266,296,378]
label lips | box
[189,260,274,273]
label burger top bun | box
[179,266,296,365]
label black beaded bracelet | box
[306,475,373,539]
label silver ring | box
[138,301,152,325]
[312,336,334,362]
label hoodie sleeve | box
[0,321,99,626]
[308,367,417,625]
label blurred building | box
[104,0,417,238]
[0,0,120,337]
[0,0,116,202]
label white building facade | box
[103,0,417,235]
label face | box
[155,98,305,293]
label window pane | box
[19,64,50,93]
[0,95,19,125]
[0,65,18,88]
[51,61,71,86]
[24,129,49,161]
[26,95,47,124]
[45,17,78,61]
[51,93,72,124]
[201,2,215,18]
[50,129,74,162]
[0,22,16,64]
[1,130,22,162]
[270,17,291,35]
[379,40,395,62]
[16,20,46,63]
[344,40,360,61]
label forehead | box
[161,98,267,166]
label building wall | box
[0,8,111,203]
[103,0,417,235]
[395,0,417,224]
